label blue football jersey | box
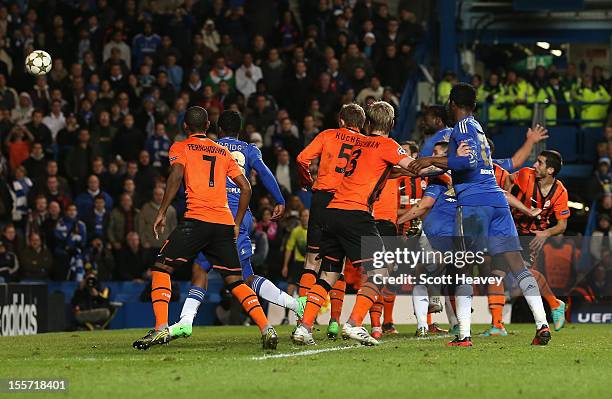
[420,127,453,157]
[422,180,457,237]
[447,116,507,207]
[493,157,514,171]
[217,137,285,209]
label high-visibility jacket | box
[562,77,580,97]
[437,80,453,104]
[534,85,575,126]
[483,84,507,124]
[506,79,535,121]
[475,85,487,104]
[574,84,611,127]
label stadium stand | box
[0,0,609,331]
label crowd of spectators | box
[438,65,612,127]
[0,0,426,284]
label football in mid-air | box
[25,50,52,76]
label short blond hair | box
[366,101,395,133]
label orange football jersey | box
[328,135,408,213]
[511,167,570,234]
[372,178,400,223]
[296,127,364,192]
[493,163,510,189]
[169,134,243,225]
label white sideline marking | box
[251,345,363,360]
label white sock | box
[251,275,297,312]
[444,295,458,327]
[455,284,473,339]
[413,285,429,329]
[179,287,206,326]
[514,269,548,329]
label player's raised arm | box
[296,131,325,188]
[509,124,549,169]
[250,147,286,219]
[154,162,184,239]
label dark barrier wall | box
[0,283,48,336]
[571,304,612,324]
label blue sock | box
[180,286,206,325]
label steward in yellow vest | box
[506,71,535,122]
[534,73,574,126]
[574,74,611,127]
[483,72,507,125]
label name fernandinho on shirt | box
[186,144,227,154]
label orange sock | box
[488,279,505,328]
[298,269,318,297]
[302,280,332,329]
[330,276,346,321]
[230,282,269,332]
[532,269,560,309]
[349,280,380,326]
[381,287,396,325]
[426,313,432,326]
[151,271,172,330]
[370,297,383,328]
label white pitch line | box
[251,345,363,360]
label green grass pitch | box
[1,324,610,398]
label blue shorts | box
[423,210,456,252]
[195,210,254,280]
[456,205,521,256]
[423,226,455,253]
[426,236,456,252]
